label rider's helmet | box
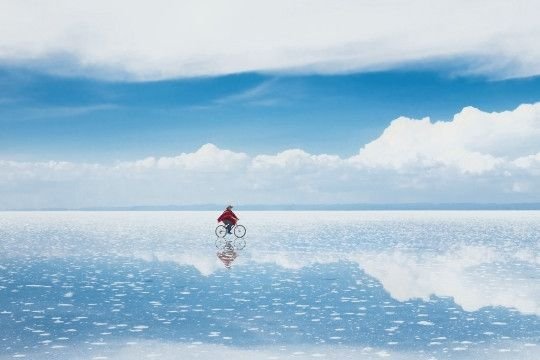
[226,205,233,209]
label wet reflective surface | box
[0,211,539,359]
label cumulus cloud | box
[1,1,540,79]
[116,144,249,172]
[514,152,540,171]
[351,103,540,174]
[1,102,540,208]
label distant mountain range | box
[7,203,540,211]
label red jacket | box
[217,209,238,224]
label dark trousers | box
[224,220,233,233]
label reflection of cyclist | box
[217,205,239,234]
[217,244,237,269]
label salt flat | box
[0,211,538,359]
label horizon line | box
[3,203,540,211]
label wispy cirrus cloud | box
[7,103,119,121]
[0,96,20,105]
[212,79,281,106]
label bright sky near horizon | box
[1,0,540,208]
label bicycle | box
[215,223,246,238]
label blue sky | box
[2,68,540,162]
[1,0,540,208]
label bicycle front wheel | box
[234,237,246,250]
[215,225,227,238]
[234,225,246,238]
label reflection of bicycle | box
[215,237,246,250]
[215,223,246,238]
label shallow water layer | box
[0,211,538,359]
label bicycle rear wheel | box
[215,225,227,238]
[234,225,246,238]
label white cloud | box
[1,1,540,79]
[252,150,342,171]
[115,144,249,172]
[351,103,540,174]
[1,102,540,208]
[514,152,540,171]
[0,159,101,182]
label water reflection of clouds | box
[106,341,540,360]
[260,246,539,316]
[136,245,540,316]
[1,339,537,360]
[352,246,540,316]
[134,251,222,276]
[1,254,538,359]
[81,340,540,360]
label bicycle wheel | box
[234,225,246,238]
[215,237,227,249]
[234,237,246,250]
[215,225,227,238]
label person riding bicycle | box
[217,205,239,234]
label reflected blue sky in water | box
[0,212,538,359]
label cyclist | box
[217,205,239,234]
